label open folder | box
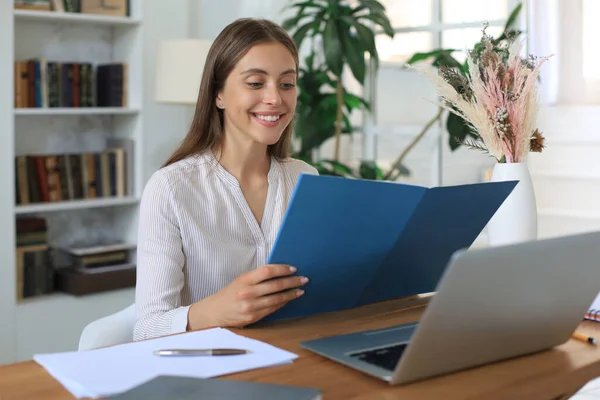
[261,174,517,323]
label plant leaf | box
[326,0,338,9]
[503,2,522,31]
[281,1,322,31]
[359,160,383,180]
[292,20,318,49]
[340,17,375,49]
[342,113,353,133]
[351,0,386,15]
[312,161,348,177]
[493,29,522,45]
[340,29,366,83]
[432,53,464,70]
[343,92,369,110]
[340,17,379,69]
[357,13,394,37]
[406,49,458,65]
[323,18,344,76]
[388,163,410,181]
[320,159,356,177]
[368,45,380,70]
[446,112,475,151]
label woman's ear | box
[216,98,224,109]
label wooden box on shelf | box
[53,242,136,296]
[55,267,135,296]
[15,216,54,302]
[81,0,128,17]
[14,1,52,11]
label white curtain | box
[527,0,600,104]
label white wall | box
[198,0,290,38]
[143,0,291,181]
[0,0,195,365]
[0,0,16,365]
[0,0,507,364]
[142,0,196,183]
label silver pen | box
[153,348,250,357]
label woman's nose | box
[263,86,282,106]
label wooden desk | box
[2,296,600,400]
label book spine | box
[586,310,600,322]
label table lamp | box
[154,39,213,104]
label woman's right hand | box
[187,264,308,330]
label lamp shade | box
[155,39,213,104]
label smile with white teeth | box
[255,114,281,122]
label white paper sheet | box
[34,328,298,399]
[586,291,600,321]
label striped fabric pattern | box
[133,151,318,341]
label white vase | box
[487,162,538,246]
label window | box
[376,0,518,63]
[582,0,600,80]
[361,0,524,187]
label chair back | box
[78,304,136,351]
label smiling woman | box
[216,42,298,152]
[133,18,318,341]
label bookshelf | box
[14,9,141,26]
[14,107,140,116]
[15,196,139,214]
[0,1,143,363]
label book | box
[60,242,135,256]
[585,291,600,322]
[261,174,517,323]
[108,375,321,400]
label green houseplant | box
[380,3,524,180]
[395,4,524,154]
[284,1,523,181]
[380,3,523,180]
[282,0,397,179]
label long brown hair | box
[162,18,299,168]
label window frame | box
[360,0,525,184]
[378,0,523,61]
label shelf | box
[14,10,140,27]
[14,108,140,116]
[17,286,135,307]
[15,196,139,214]
[538,208,600,220]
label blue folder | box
[260,174,517,323]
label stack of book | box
[14,0,130,16]
[14,59,127,109]
[54,242,136,296]
[15,217,54,300]
[15,139,133,205]
[14,0,53,11]
[58,242,135,274]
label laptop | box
[300,231,600,385]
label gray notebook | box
[109,375,321,400]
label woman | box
[133,18,317,341]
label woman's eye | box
[281,83,296,89]
[247,82,263,88]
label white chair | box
[78,304,136,351]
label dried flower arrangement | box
[411,28,551,163]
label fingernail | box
[289,266,297,273]
[300,277,309,284]
[296,289,304,296]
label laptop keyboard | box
[349,343,407,371]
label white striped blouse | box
[133,150,318,341]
